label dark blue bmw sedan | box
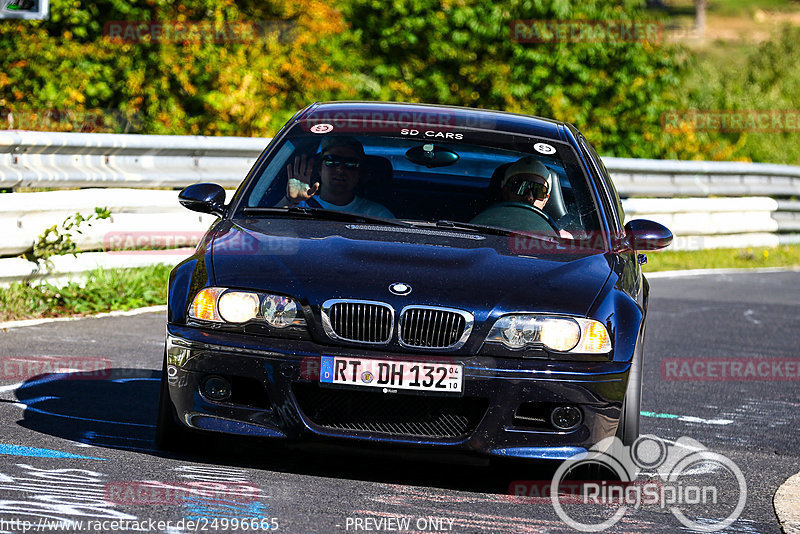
[157,101,672,460]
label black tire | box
[154,352,193,451]
[616,332,643,446]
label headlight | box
[188,287,305,328]
[261,295,300,328]
[486,315,611,354]
[218,291,260,323]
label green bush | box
[0,0,359,136]
[24,207,111,271]
[683,25,800,164]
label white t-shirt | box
[301,196,394,219]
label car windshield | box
[237,122,603,240]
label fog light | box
[202,376,231,402]
[551,406,582,431]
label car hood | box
[209,220,613,318]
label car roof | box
[296,101,575,141]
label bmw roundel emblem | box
[389,282,412,295]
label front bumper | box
[165,324,630,460]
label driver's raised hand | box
[286,154,320,203]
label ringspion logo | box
[549,435,746,532]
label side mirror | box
[178,183,226,216]
[624,219,673,251]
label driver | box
[282,136,394,218]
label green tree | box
[340,0,707,159]
[0,0,358,135]
[0,0,747,162]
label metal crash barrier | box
[1,131,798,285]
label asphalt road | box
[0,271,798,533]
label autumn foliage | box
[0,0,780,161]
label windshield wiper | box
[434,220,566,244]
[240,206,415,228]
[433,220,517,237]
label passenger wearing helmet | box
[472,156,572,238]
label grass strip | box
[0,264,171,323]
[643,244,800,272]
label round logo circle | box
[550,452,632,532]
[310,123,334,134]
[632,435,668,469]
[361,371,374,384]
[389,282,412,296]
[534,142,556,155]
[667,451,747,532]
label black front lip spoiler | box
[164,323,630,460]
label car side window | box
[580,137,624,233]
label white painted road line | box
[640,411,734,425]
[0,305,166,330]
[646,266,800,279]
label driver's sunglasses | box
[321,154,361,169]
[511,179,549,199]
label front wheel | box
[154,351,193,451]
[616,336,643,446]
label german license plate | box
[319,356,463,393]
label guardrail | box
[4,131,800,196]
[0,188,784,254]
[0,130,264,189]
[624,197,781,250]
[0,188,226,257]
[606,158,800,197]
[1,131,799,285]
[0,192,784,287]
